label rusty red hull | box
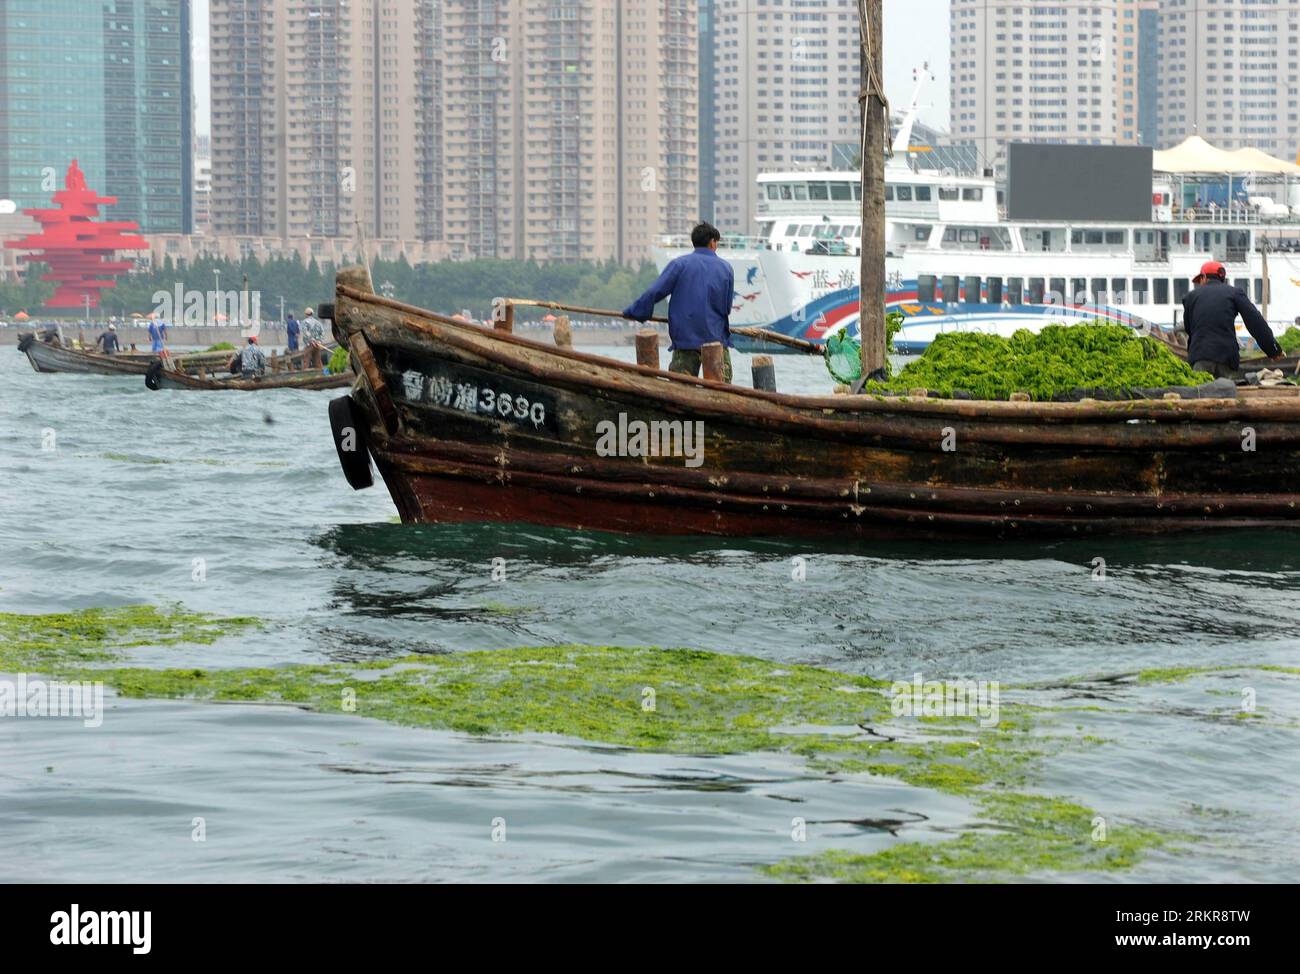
[330,272,1300,540]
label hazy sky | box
[190,0,951,136]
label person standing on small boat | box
[147,317,168,353]
[1182,260,1283,377]
[623,222,734,382]
[302,307,327,369]
[285,312,301,368]
[239,336,267,378]
[95,323,120,355]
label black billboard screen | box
[1006,144,1153,223]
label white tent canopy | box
[1153,135,1300,175]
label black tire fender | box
[329,395,373,490]
[17,333,35,353]
[145,360,164,391]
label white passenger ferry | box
[655,96,1300,353]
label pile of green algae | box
[868,324,1211,401]
[5,603,1254,883]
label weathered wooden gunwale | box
[332,277,1300,539]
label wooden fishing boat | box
[16,332,233,376]
[324,268,1300,540]
[144,361,354,391]
[17,332,330,377]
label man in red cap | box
[1181,260,1282,377]
[238,334,267,378]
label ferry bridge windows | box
[897,186,914,202]
[939,187,960,201]
[914,227,928,241]
[1255,278,1265,302]
[1027,278,1045,304]
[986,277,1003,303]
[793,184,809,201]
[1132,279,1149,305]
[915,186,932,202]
[1071,278,1088,304]
[784,223,799,237]
[962,187,983,201]
[885,186,894,201]
[831,183,854,201]
[1007,278,1024,304]
[1112,278,1128,303]
[1174,278,1192,302]
[1050,278,1066,303]
[808,182,829,201]
[942,275,960,303]
[1154,278,1170,304]
[798,224,812,236]
[1234,277,1249,293]
[1105,231,1125,246]
[1091,278,1108,304]
[964,275,982,301]
[917,274,937,302]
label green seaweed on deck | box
[864,324,1210,400]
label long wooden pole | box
[498,297,825,354]
[858,0,886,377]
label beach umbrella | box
[543,313,557,322]
[14,311,29,320]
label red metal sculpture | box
[4,160,148,309]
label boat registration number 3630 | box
[393,361,559,434]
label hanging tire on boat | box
[329,394,373,490]
[145,360,164,391]
[17,333,35,353]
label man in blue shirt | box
[286,312,300,352]
[624,222,734,382]
[147,318,167,353]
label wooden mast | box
[858,0,886,378]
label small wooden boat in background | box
[1148,325,1300,374]
[325,267,1300,540]
[17,332,232,376]
[144,359,354,391]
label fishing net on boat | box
[824,331,863,385]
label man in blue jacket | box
[1182,260,1283,377]
[624,222,735,382]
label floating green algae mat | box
[868,323,1210,400]
[0,605,260,670]
[764,793,1170,883]
[4,605,1188,883]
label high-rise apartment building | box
[209,0,440,242]
[440,0,697,263]
[0,0,192,233]
[950,0,1148,169]
[698,0,717,223]
[712,0,861,233]
[1158,0,1300,160]
[1138,2,1160,145]
[211,0,691,263]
